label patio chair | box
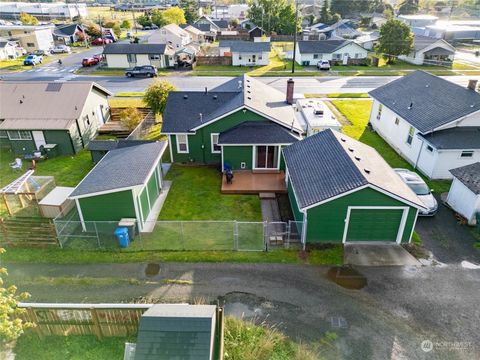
[10,158,22,171]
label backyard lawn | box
[331,100,451,193]
[159,165,262,221]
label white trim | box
[221,146,224,172]
[301,185,370,211]
[220,142,295,146]
[144,183,151,210]
[342,206,409,244]
[168,134,174,162]
[301,211,307,249]
[253,145,280,170]
[131,188,143,232]
[210,133,221,153]
[7,130,32,141]
[408,209,419,243]
[190,107,243,131]
[176,134,189,153]
[75,198,87,232]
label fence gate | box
[264,222,288,248]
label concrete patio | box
[344,243,420,266]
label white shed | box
[447,162,480,225]
[38,186,75,218]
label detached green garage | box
[283,130,426,245]
[69,141,167,232]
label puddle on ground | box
[327,266,367,290]
[145,263,160,276]
[224,302,263,318]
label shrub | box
[143,80,177,114]
[119,107,144,130]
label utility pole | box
[292,0,298,74]
[98,15,105,50]
[132,10,138,35]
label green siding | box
[146,170,160,206]
[8,138,36,155]
[139,188,150,223]
[223,146,252,170]
[287,180,303,222]
[304,187,417,244]
[347,209,403,242]
[43,130,75,155]
[79,190,136,221]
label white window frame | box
[377,104,383,120]
[211,133,220,154]
[406,126,415,146]
[253,145,280,170]
[7,130,32,140]
[176,134,189,153]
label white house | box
[0,25,54,52]
[219,40,270,66]
[368,71,480,180]
[103,43,175,69]
[0,39,18,60]
[295,40,368,66]
[447,162,480,225]
[0,2,87,21]
[399,35,455,65]
[182,25,205,44]
[354,31,379,50]
[148,24,192,50]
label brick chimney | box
[467,79,478,91]
[286,78,294,104]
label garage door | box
[346,208,404,242]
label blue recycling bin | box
[114,227,130,248]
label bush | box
[143,80,177,114]
[119,107,144,130]
[120,19,132,29]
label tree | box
[376,19,413,63]
[398,0,419,14]
[230,18,240,28]
[151,10,167,28]
[247,0,302,35]
[144,80,177,115]
[120,19,132,29]
[330,0,356,17]
[103,20,118,28]
[112,24,122,38]
[180,0,199,24]
[162,7,186,25]
[19,12,39,25]
[120,107,144,131]
[0,249,35,349]
[319,0,332,24]
[85,23,102,38]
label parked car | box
[23,54,42,65]
[91,38,113,46]
[125,65,158,78]
[32,49,49,57]
[317,60,330,70]
[394,168,438,216]
[93,54,104,62]
[51,45,71,54]
[82,57,99,67]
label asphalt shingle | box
[219,40,271,53]
[218,121,299,144]
[420,127,480,149]
[297,40,351,54]
[450,162,480,195]
[103,43,167,55]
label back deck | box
[221,171,287,194]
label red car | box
[93,54,104,62]
[91,38,113,46]
[82,57,100,67]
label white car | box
[51,45,71,54]
[394,168,438,216]
[317,60,331,70]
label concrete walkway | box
[344,244,421,266]
[142,180,172,233]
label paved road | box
[8,262,480,359]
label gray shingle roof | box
[369,71,480,134]
[413,35,454,53]
[297,40,352,54]
[420,127,480,149]
[70,141,167,198]
[86,139,157,151]
[218,121,299,144]
[283,129,425,209]
[103,43,167,55]
[219,40,271,53]
[213,20,229,29]
[450,162,480,195]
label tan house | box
[148,24,192,50]
[0,24,54,52]
[182,25,206,44]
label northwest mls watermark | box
[421,340,475,353]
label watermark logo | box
[421,340,434,353]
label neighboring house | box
[248,26,265,40]
[161,75,303,171]
[295,98,342,135]
[195,16,224,32]
[304,20,361,40]
[368,71,480,179]
[0,82,112,156]
[295,40,368,66]
[0,24,54,52]
[240,19,256,30]
[69,141,167,233]
[189,23,217,41]
[182,25,206,43]
[398,14,438,28]
[219,40,271,66]
[212,20,229,31]
[399,35,455,65]
[87,139,158,164]
[354,31,379,50]
[148,24,192,50]
[283,129,425,245]
[447,162,480,225]
[0,38,18,60]
[424,22,480,41]
[0,2,87,21]
[53,23,86,45]
[103,43,175,69]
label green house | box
[0,81,111,156]
[69,141,167,232]
[283,130,426,245]
[161,75,303,172]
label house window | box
[7,130,32,140]
[377,104,383,120]
[313,54,319,59]
[26,43,35,47]
[395,118,399,125]
[406,126,415,145]
[258,54,262,60]
[460,151,474,158]
[176,134,188,153]
[238,54,242,60]
[426,145,433,152]
[211,133,221,153]
[149,54,161,60]
[127,53,137,63]
[84,115,90,127]
[355,53,360,58]
[0,130,7,138]
[333,53,341,60]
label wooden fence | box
[0,217,58,248]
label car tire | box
[148,73,153,78]
[126,73,132,77]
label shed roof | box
[450,162,480,195]
[283,129,425,209]
[218,121,299,144]
[419,127,480,149]
[87,139,157,151]
[38,187,74,206]
[219,40,271,53]
[368,71,480,134]
[70,141,167,198]
[103,43,168,55]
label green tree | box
[398,0,419,14]
[247,0,301,35]
[19,12,39,25]
[137,14,152,27]
[162,7,187,25]
[144,80,177,115]
[112,24,122,38]
[103,20,118,28]
[85,23,102,38]
[319,0,332,24]
[180,0,199,24]
[230,17,240,28]
[120,19,132,29]
[151,10,167,27]
[376,18,413,63]
[120,107,144,131]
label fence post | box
[27,307,44,339]
[286,221,291,249]
[233,221,238,251]
[263,221,268,252]
[93,221,101,249]
[91,308,103,340]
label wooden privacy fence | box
[19,303,152,339]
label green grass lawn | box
[331,100,451,193]
[159,165,262,221]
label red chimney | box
[286,78,294,105]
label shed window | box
[176,134,189,153]
[313,54,319,59]
[377,104,383,120]
[211,133,220,153]
[149,54,161,60]
[394,118,400,125]
[426,145,434,152]
[406,126,415,145]
[460,151,474,158]
[8,130,32,140]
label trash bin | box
[43,144,58,158]
[114,227,129,248]
[118,218,136,240]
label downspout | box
[414,138,424,169]
[301,210,307,250]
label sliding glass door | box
[254,146,279,169]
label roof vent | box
[408,102,413,109]
[199,113,203,122]
[184,94,188,99]
[213,95,218,100]
[19,99,23,104]
[247,96,251,100]
[354,156,361,161]
[364,168,371,174]
[348,147,354,152]
[425,84,429,88]
[340,137,346,142]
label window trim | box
[211,133,220,154]
[426,145,434,152]
[394,118,400,125]
[406,126,415,146]
[176,134,189,154]
[7,130,32,140]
